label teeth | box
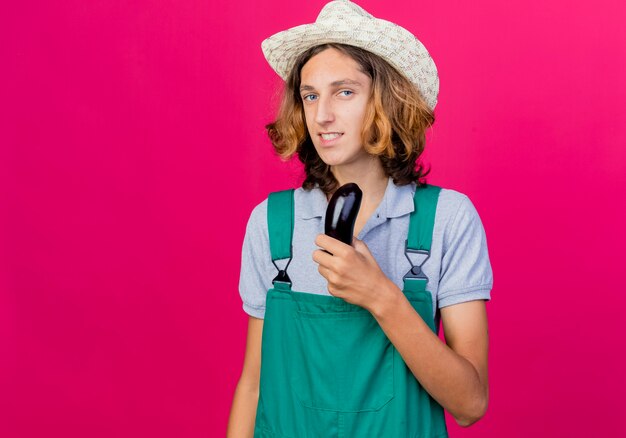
[321,133,341,140]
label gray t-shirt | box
[238,176,493,329]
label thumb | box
[352,236,371,256]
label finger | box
[312,248,334,266]
[315,233,351,257]
[317,263,331,281]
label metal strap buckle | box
[402,240,430,281]
[271,257,293,286]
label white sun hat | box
[261,0,440,109]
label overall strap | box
[407,184,441,251]
[267,188,295,287]
[403,184,442,292]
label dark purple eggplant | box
[324,183,362,248]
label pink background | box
[2,0,625,436]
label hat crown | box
[262,0,439,109]
[316,1,373,23]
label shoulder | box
[244,185,300,236]
[247,196,268,225]
[433,186,483,234]
[433,186,470,218]
[243,196,269,244]
[436,186,470,210]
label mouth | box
[318,132,343,146]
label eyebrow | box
[299,79,363,92]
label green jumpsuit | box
[254,184,449,437]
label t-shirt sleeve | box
[437,194,493,308]
[238,198,274,319]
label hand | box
[312,233,394,311]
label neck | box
[326,156,389,206]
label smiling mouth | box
[319,133,343,140]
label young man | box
[228,2,493,437]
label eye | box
[302,94,318,102]
[339,90,354,97]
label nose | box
[314,94,334,126]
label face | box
[299,48,372,169]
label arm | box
[227,316,264,438]
[370,285,489,427]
